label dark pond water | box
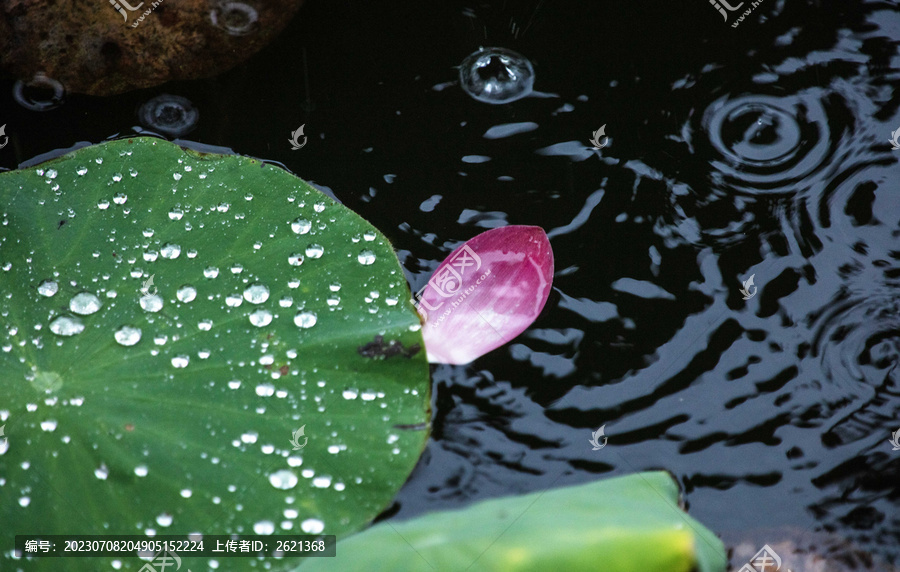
[2,0,899,568]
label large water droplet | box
[294,312,317,329]
[459,47,535,104]
[305,245,324,259]
[243,283,270,304]
[249,309,273,327]
[37,280,59,297]
[140,294,164,312]
[269,470,299,490]
[176,285,197,303]
[288,253,304,266]
[114,326,142,346]
[253,520,275,535]
[204,266,219,278]
[357,250,376,265]
[160,243,181,259]
[69,292,102,315]
[49,315,84,336]
[225,293,243,307]
[291,218,312,235]
[301,518,324,534]
[156,513,173,527]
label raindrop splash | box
[139,94,199,138]
[459,47,535,105]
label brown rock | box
[0,0,303,96]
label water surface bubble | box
[139,94,199,137]
[114,326,142,346]
[459,47,535,105]
[49,315,84,336]
[210,2,259,36]
[69,292,102,315]
[13,72,66,111]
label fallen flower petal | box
[415,225,554,364]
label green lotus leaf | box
[296,471,727,572]
[0,137,430,571]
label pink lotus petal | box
[415,225,554,364]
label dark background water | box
[2,0,899,567]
